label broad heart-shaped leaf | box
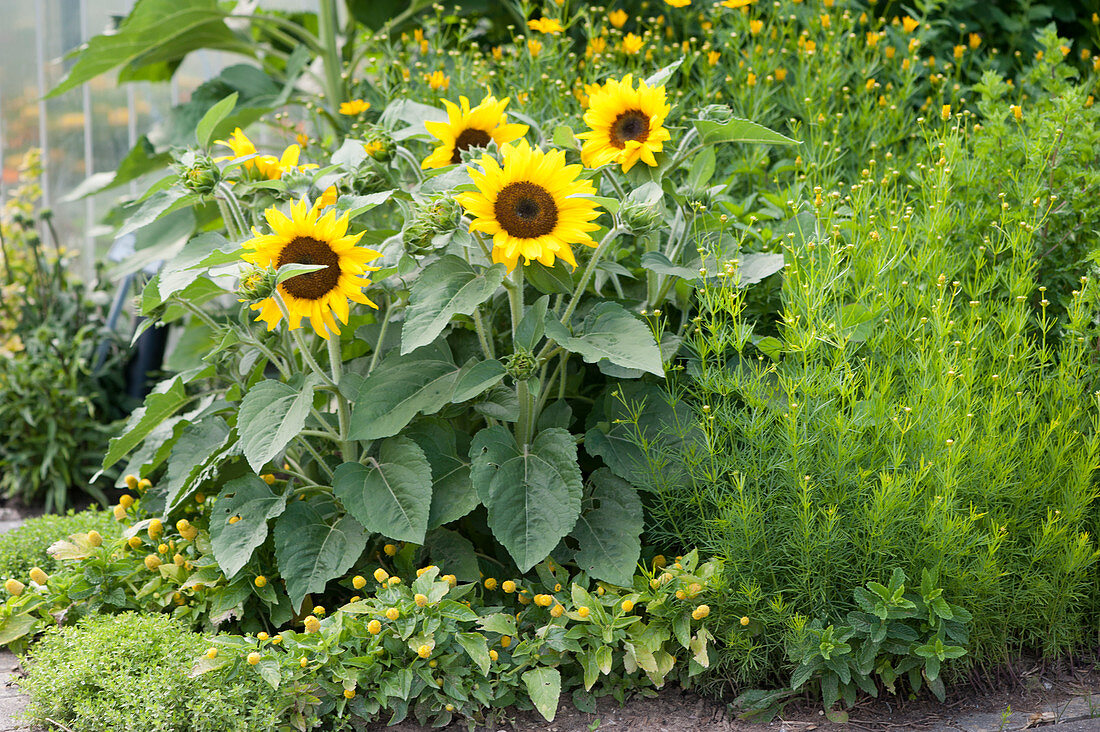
[545,302,664,377]
[585,382,701,491]
[159,417,232,512]
[158,232,233,300]
[522,667,562,722]
[348,344,463,441]
[49,0,253,98]
[406,421,479,529]
[402,256,507,354]
[274,500,367,611]
[209,475,289,579]
[102,375,188,470]
[451,359,507,404]
[640,251,700,281]
[333,437,433,543]
[238,377,317,472]
[572,469,643,587]
[692,118,800,147]
[469,427,582,572]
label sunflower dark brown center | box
[494,182,558,238]
[451,127,493,163]
[609,109,650,149]
[276,237,340,301]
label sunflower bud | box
[362,127,395,163]
[237,266,277,304]
[178,152,222,196]
[620,200,662,234]
[351,165,387,195]
[402,196,462,256]
[505,349,538,381]
[698,104,734,123]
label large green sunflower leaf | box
[545,302,664,377]
[406,421,479,529]
[333,437,433,544]
[401,256,508,354]
[469,426,582,572]
[238,376,318,473]
[571,469,643,587]
[209,475,289,579]
[274,500,367,611]
[158,417,233,513]
[102,375,189,470]
[693,118,799,146]
[348,344,463,440]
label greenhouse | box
[0,0,1098,730]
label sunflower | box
[421,95,529,170]
[214,128,259,170]
[241,198,381,339]
[578,74,672,172]
[456,141,602,271]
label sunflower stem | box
[558,225,624,327]
[317,0,345,117]
[216,182,249,240]
[326,333,354,461]
[273,291,338,389]
[510,267,534,445]
[396,147,424,183]
[508,266,525,340]
[473,308,495,360]
[366,296,391,375]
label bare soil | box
[367,654,1100,732]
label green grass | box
[0,509,118,586]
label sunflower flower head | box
[241,198,382,339]
[214,128,259,171]
[422,95,528,170]
[456,141,603,271]
[254,144,318,181]
[578,74,672,172]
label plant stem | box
[273,292,338,389]
[317,0,345,115]
[560,226,623,325]
[327,333,354,461]
[508,266,525,340]
[473,308,495,360]
[366,296,391,375]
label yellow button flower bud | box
[442,574,456,587]
[415,593,428,607]
[261,473,276,485]
[692,604,711,620]
[373,568,389,583]
[386,607,400,621]
[343,688,355,699]
[550,604,564,618]
[303,615,320,633]
[247,652,261,665]
[417,644,432,659]
[500,635,512,648]
[125,475,139,490]
[299,656,309,667]
[517,593,531,605]
[148,519,163,539]
[313,606,325,617]
[489,649,499,661]
[157,544,168,554]
[113,505,127,521]
[173,553,185,566]
[205,648,218,659]
[653,554,666,568]
[5,579,24,596]
[577,606,590,619]
[484,578,498,590]
[138,478,152,490]
[127,536,142,549]
[228,516,241,525]
[740,615,751,626]
[87,530,103,547]
[383,544,398,556]
[119,494,135,508]
[621,599,635,612]
[254,576,267,588]
[352,575,367,590]
[367,619,382,634]
[144,555,162,571]
[29,568,48,585]
[257,632,269,641]
[272,635,282,644]
[388,576,401,586]
[502,580,516,594]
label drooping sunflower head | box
[578,74,672,172]
[241,198,381,339]
[455,141,603,271]
[422,95,529,170]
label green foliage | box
[18,612,282,732]
[0,509,117,583]
[736,570,972,722]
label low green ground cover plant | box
[0,508,117,584]
[19,612,282,732]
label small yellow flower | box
[586,37,607,57]
[941,104,951,121]
[577,606,590,618]
[138,478,152,490]
[119,495,134,509]
[740,616,751,626]
[418,644,432,658]
[528,17,563,33]
[339,99,371,116]
[484,578,498,591]
[953,44,965,59]
[87,531,103,547]
[261,473,276,485]
[415,593,429,607]
[299,656,309,668]
[384,544,398,556]
[664,0,690,6]
[502,580,517,594]
[344,688,356,699]
[608,9,628,28]
[254,576,267,588]
[621,599,635,612]
[692,604,710,620]
[490,649,499,661]
[258,632,269,641]
[350,596,360,603]
[272,635,282,644]
[707,50,720,66]
[902,15,919,33]
[746,72,757,86]
[550,604,565,618]
[621,32,644,55]
[28,567,48,585]
[127,536,142,549]
[388,576,401,586]
[500,635,512,648]
[527,38,543,57]
[968,33,981,49]
[247,652,261,665]
[749,19,763,35]
[720,0,756,7]
[386,607,400,621]
[352,575,367,590]
[313,606,325,617]
[775,67,788,81]
[442,574,457,587]
[304,615,320,633]
[228,516,241,525]
[157,544,168,554]
[113,505,126,521]
[205,648,218,660]
[374,568,389,583]
[4,579,24,596]
[427,70,450,91]
[1010,104,1022,121]
[368,619,382,634]
[867,31,882,48]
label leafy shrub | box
[19,612,282,732]
[0,508,117,583]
